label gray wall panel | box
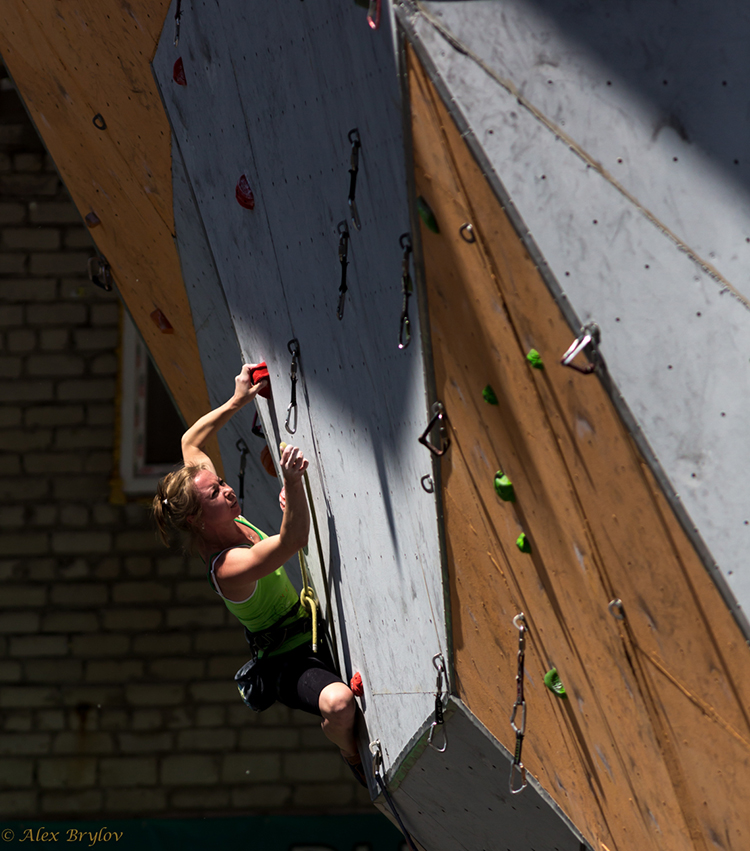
[154,0,446,769]
[171,136,284,543]
[407,2,750,620]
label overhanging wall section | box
[153,0,447,768]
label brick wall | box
[0,64,367,818]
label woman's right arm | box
[213,444,310,600]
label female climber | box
[152,363,365,786]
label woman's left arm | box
[181,364,267,470]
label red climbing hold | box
[249,362,271,398]
[235,175,255,210]
[173,58,187,86]
[350,672,364,697]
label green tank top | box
[207,517,311,657]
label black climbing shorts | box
[270,640,343,716]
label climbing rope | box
[337,221,350,320]
[509,613,528,794]
[279,441,320,653]
[369,741,420,851]
[285,338,299,435]
[398,233,413,350]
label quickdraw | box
[428,653,447,752]
[560,322,601,374]
[398,233,413,350]
[285,338,300,435]
[347,129,362,231]
[174,0,182,46]
[509,613,528,794]
[337,221,350,320]
[236,437,249,513]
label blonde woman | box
[153,364,365,785]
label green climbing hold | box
[493,472,515,502]
[417,196,440,234]
[526,349,544,369]
[544,667,567,697]
[482,384,498,405]
[516,532,531,553]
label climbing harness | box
[367,0,381,30]
[509,613,528,794]
[398,233,413,350]
[336,221,350,320]
[347,129,362,231]
[174,0,182,46]
[418,401,450,457]
[236,438,249,513]
[369,741,419,851]
[87,256,112,291]
[428,653,447,752]
[284,338,299,435]
[561,322,601,374]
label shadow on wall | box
[435,0,750,191]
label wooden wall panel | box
[0,2,212,434]
[408,43,750,851]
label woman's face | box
[192,469,240,533]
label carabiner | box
[509,760,527,795]
[367,0,381,30]
[285,339,300,435]
[418,401,450,457]
[561,322,600,374]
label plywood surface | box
[408,42,750,851]
[408,2,750,620]
[0,1,212,433]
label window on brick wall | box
[119,314,184,494]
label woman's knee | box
[319,683,355,725]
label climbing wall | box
[401,0,750,630]
[403,24,750,851]
[152,0,447,769]
[0,1,213,434]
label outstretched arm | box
[181,363,267,471]
[212,444,310,600]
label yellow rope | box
[280,442,320,653]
